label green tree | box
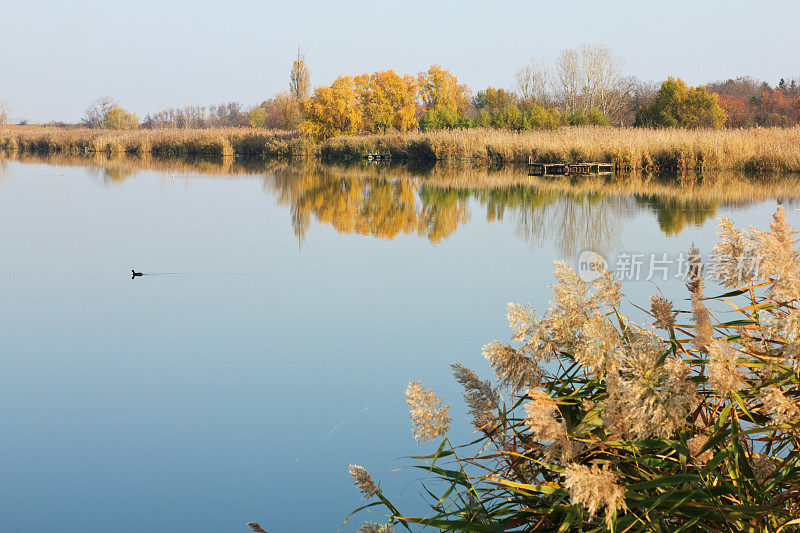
[248,107,268,128]
[419,106,470,131]
[586,106,611,125]
[566,109,589,125]
[473,87,517,115]
[525,104,562,129]
[635,77,727,128]
[490,104,524,130]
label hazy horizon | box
[2,0,799,123]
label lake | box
[0,155,798,532]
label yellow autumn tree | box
[356,70,418,133]
[102,106,138,130]
[249,93,303,130]
[301,76,362,141]
[417,64,470,114]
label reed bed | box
[0,125,314,158]
[320,126,800,172]
[5,125,800,173]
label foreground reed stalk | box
[347,206,800,531]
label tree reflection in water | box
[266,167,800,259]
[269,170,475,244]
[634,196,721,236]
[3,151,799,259]
[270,171,632,257]
[513,194,627,258]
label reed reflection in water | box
[3,151,800,260]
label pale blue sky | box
[2,0,799,123]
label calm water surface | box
[0,157,797,532]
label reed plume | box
[713,216,756,288]
[758,387,800,425]
[405,381,451,443]
[650,295,676,330]
[604,332,698,439]
[348,464,380,499]
[357,522,393,533]
[523,388,566,442]
[482,340,539,392]
[563,463,627,529]
[708,340,746,396]
[451,363,500,430]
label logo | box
[577,250,608,282]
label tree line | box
[708,76,800,127]
[29,43,799,138]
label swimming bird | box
[131,269,143,278]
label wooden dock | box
[569,162,615,175]
[528,158,614,176]
[365,153,391,162]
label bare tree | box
[705,76,763,100]
[580,43,625,116]
[82,96,119,128]
[514,58,549,103]
[141,101,248,129]
[555,48,581,114]
[554,43,625,117]
[578,43,599,110]
[289,47,311,100]
[0,100,11,125]
[622,77,658,124]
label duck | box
[131,269,143,278]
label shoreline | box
[2,125,800,173]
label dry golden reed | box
[348,464,380,499]
[650,295,676,330]
[0,125,310,158]
[357,522,393,533]
[563,463,627,529]
[346,207,800,530]
[321,125,800,171]
[450,363,500,430]
[7,124,800,172]
[405,381,451,443]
